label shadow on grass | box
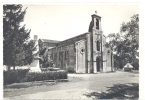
[84,83,139,99]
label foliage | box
[84,83,138,99]
[39,47,54,68]
[3,4,35,69]
[132,58,139,70]
[26,70,67,82]
[67,67,75,73]
[3,69,30,85]
[107,14,139,69]
[38,40,48,68]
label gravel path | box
[4,71,139,99]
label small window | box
[54,53,57,60]
[81,49,84,52]
[97,41,100,51]
[108,50,110,54]
[65,51,67,60]
[59,52,61,60]
[80,48,85,54]
[65,51,69,60]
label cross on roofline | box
[95,11,97,15]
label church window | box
[51,54,54,60]
[108,50,110,54]
[81,49,84,52]
[59,52,61,60]
[65,51,69,60]
[96,19,99,29]
[54,53,57,60]
[80,47,85,54]
[97,41,100,51]
[65,51,67,60]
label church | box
[38,12,114,73]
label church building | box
[39,12,114,73]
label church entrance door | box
[96,57,100,72]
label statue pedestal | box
[30,57,41,72]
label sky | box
[22,4,139,41]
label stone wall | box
[47,33,87,73]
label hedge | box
[3,69,29,85]
[26,70,67,82]
[40,67,60,72]
[4,70,67,84]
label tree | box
[120,14,139,58]
[107,14,139,69]
[3,4,35,70]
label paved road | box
[4,71,138,99]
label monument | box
[29,35,41,72]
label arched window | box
[64,51,69,60]
[97,41,100,51]
[96,19,99,29]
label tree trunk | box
[7,65,10,71]
[13,66,15,70]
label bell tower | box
[88,11,103,73]
[89,11,102,32]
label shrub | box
[3,69,30,85]
[66,67,75,73]
[132,59,139,70]
[40,67,60,72]
[26,70,67,82]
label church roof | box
[57,32,89,46]
[39,39,60,43]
